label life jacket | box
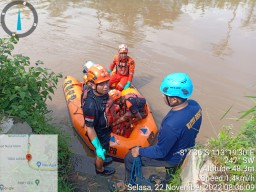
[105,97,119,126]
[112,93,148,138]
[123,93,148,118]
[113,55,135,76]
[81,86,117,127]
[81,84,89,107]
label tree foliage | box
[0,37,62,125]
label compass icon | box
[1,1,38,38]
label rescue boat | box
[63,76,158,159]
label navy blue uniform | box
[83,90,111,151]
[124,100,202,182]
[139,100,202,164]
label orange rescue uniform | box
[109,55,135,91]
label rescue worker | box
[108,89,147,127]
[82,60,96,74]
[83,64,115,176]
[81,61,96,106]
[109,72,202,190]
[108,44,135,91]
[126,73,202,184]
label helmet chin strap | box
[94,85,102,95]
[166,95,171,107]
[166,96,181,107]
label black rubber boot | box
[96,166,115,176]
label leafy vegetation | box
[0,37,61,127]
[166,168,182,191]
[239,96,256,119]
[205,98,256,191]
[0,37,73,191]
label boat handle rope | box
[73,104,82,115]
[68,100,83,115]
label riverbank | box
[1,113,254,191]
[0,37,73,191]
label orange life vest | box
[105,97,119,126]
[124,93,148,117]
[112,93,148,138]
[109,55,135,82]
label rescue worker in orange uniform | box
[108,44,135,91]
[108,89,148,127]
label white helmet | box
[118,44,128,54]
[82,61,96,73]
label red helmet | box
[119,44,128,54]
[87,64,110,84]
[108,89,122,101]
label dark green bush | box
[0,37,62,127]
[0,37,73,191]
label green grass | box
[204,116,256,191]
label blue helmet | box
[160,73,193,99]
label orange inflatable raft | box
[63,75,158,159]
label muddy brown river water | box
[1,0,255,181]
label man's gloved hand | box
[124,81,131,90]
[96,148,106,160]
[108,69,112,73]
[92,137,106,160]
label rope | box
[130,157,143,186]
[129,157,153,191]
